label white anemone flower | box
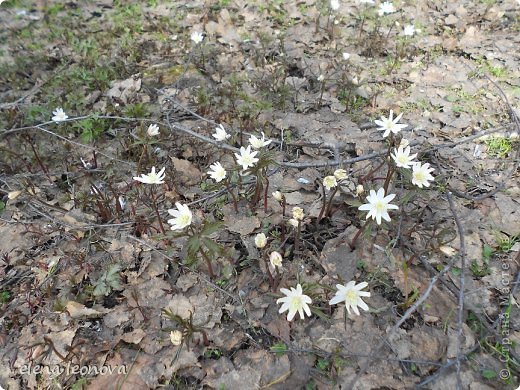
[329,281,371,315]
[272,191,284,202]
[191,31,204,44]
[374,110,407,138]
[207,162,227,182]
[391,146,417,169]
[358,188,399,225]
[330,0,340,11]
[334,169,348,181]
[269,251,283,269]
[342,52,350,60]
[255,233,267,248]
[133,166,166,184]
[249,132,272,149]
[403,24,416,36]
[323,176,338,191]
[147,124,160,137]
[378,1,396,15]
[234,145,259,171]
[170,330,183,346]
[167,202,193,231]
[213,124,230,141]
[292,207,305,221]
[276,284,312,321]
[412,162,435,188]
[52,107,68,123]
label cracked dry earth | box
[0,0,520,389]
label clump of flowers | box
[329,281,371,315]
[277,284,312,321]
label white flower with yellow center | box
[412,162,435,188]
[391,145,417,169]
[329,281,371,315]
[147,124,160,137]
[323,176,337,191]
[249,132,272,149]
[52,107,68,123]
[277,284,312,321]
[213,124,230,141]
[235,145,259,171]
[269,251,283,269]
[255,233,267,248]
[133,166,166,184]
[292,207,305,221]
[374,110,407,138]
[334,169,348,181]
[207,162,227,182]
[358,188,398,225]
[167,202,193,230]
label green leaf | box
[451,267,461,276]
[482,245,493,261]
[0,201,5,211]
[481,369,496,379]
[270,343,287,356]
[201,237,223,256]
[200,221,224,236]
[187,236,201,254]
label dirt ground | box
[0,0,519,389]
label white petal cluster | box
[235,145,259,171]
[329,281,371,315]
[167,202,193,230]
[52,107,68,123]
[249,132,272,149]
[133,167,166,185]
[374,110,407,138]
[207,162,227,183]
[276,284,312,321]
[358,188,399,225]
[213,124,230,141]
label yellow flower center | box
[414,171,425,182]
[345,290,358,304]
[179,215,190,226]
[374,200,385,212]
[290,296,302,311]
